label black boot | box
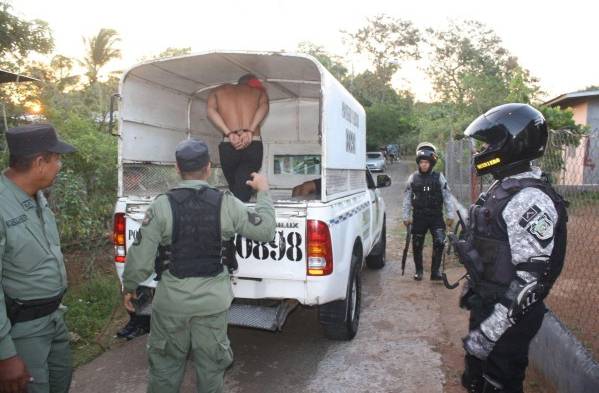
[430,228,445,281]
[117,313,136,338]
[412,234,424,281]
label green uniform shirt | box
[0,173,68,360]
[123,180,276,317]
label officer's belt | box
[4,292,64,325]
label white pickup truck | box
[111,51,390,340]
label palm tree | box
[82,28,121,86]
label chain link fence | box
[445,130,599,361]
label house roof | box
[544,90,599,107]
[0,69,39,84]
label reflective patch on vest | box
[6,214,27,227]
[248,212,262,226]
[518,205,541,227]
[142,209,154,226]
[526,212,554,245]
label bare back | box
[212,84,266,136]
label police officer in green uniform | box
[122,138,276,393]
[0,124,76,393]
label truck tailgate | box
[233,207,307,281]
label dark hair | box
[238,73,257,85]
[179,162,210,180]
[9,151,54,172]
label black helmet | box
[415,142,437,170]
[465,103,547,178]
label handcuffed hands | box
[463,328,495,360]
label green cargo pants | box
[147,310,233,393]
[11,310,72,393]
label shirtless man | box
[207,74,269,202]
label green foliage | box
[297,42,348,82]
[345,14,420,83]
[82,28,122,85]
[422,20,540,143]
[0,1,53,60]
[46,113,117,243]
[365,100,419,150]
[536,105,589,176]
[63,273,120,366]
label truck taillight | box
[113,213,126,263]
[307,220,333,276]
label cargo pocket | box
[146,334,167,357]
[27,366,50,386]
[210,329,233,369]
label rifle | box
[401,224,411,276]
[447,208,483,289]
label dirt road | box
[71,162,553,393]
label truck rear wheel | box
[366,216,386,269]
[318,253,361,340]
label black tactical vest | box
[468,177,568,298]
[166,187,224,278]
[411,171,444,216]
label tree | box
[82,28,122,85]
[345,14,420,84]
[422,20,540,143]
[0,1,53,61]
[297,42,348,81]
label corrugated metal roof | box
[544,90,599,107]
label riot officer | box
[402,142,456,280]
[452,104,568,393]
[122,138,276,393]
[0,124,76,393]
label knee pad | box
[412,234,425,250]
[432,228,446,248]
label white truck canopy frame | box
[117,51,366,202]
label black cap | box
[175,138,210,171]
[6,124,76,156]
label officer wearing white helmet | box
[402,142,456,280]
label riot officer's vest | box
[166,187,224,278]
[411,171,443,216]
[469,177,568,299]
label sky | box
[11,0,599,102]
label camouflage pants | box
[146,310,233,393]
[11,310,72,393]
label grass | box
[63,272,122,366]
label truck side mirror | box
[376,174,391,188]
[109,93,121,136]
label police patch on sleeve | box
[142,209,154,226]
[527,212,553,241]
[247,212,262,226]
[518,204,554,247]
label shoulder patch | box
[247,212,262,226]
[527,212,554,242]
[142,209,154,226]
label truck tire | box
[366,216,386,270]
[319,253,361,340]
